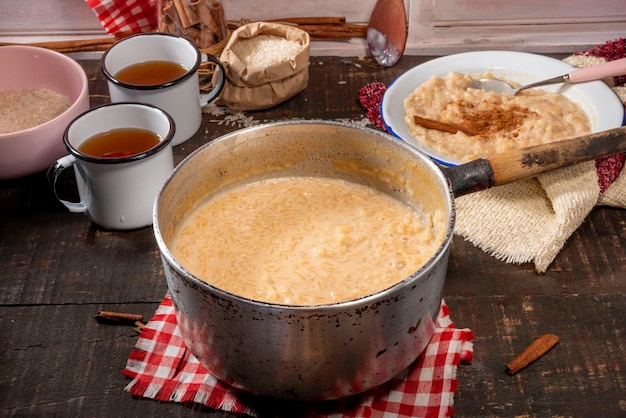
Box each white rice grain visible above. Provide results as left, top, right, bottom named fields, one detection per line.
left=231, top=35, right=302, bottom=68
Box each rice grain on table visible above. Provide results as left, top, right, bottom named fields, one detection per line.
left=231, top=35, right=302, bottom=68
left=0, top=88, right=70, bottom=134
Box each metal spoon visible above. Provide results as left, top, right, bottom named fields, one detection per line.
left=468, top=57, right=626, bottom=95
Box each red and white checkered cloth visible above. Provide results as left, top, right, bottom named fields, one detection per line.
left=123, top=294, right=474, bottom=417
left=86, top=0, right=158, bottom=34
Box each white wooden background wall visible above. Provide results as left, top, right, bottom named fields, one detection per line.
left=0, top=0, right=625, bottom=56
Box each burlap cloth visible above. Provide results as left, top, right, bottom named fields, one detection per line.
left=362, top=39, right=626, bottom=272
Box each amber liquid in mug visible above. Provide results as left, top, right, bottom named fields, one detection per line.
left=114, top=60, right=188, bottom=86
left=78, top=128, right=161, bottom=158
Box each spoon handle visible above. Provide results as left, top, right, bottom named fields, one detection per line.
left=516, top=57, right=626, bottom=93
left=568, top=57, right=626, bottom=83
left=516, top=75, right=569, bottom=92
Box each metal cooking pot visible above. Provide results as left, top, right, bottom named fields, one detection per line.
left=154, top=120, right=626, bottom=401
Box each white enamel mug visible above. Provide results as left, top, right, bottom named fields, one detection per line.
left=101, top=33, right=225, bottom=146
left=48, top=103, right=175, bottom=230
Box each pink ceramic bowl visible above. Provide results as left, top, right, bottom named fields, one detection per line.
left=0, top=46, right=90, bottom=179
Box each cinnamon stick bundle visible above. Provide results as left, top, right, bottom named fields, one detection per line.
left=159, top=0, right=228, bottom=49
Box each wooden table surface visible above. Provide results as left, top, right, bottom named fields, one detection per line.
left=1, top=55, right=625, bottom=417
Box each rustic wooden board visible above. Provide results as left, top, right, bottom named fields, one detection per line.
left=1, top=56, right=624, bottom=417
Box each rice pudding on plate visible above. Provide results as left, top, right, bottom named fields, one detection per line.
left=403, top=72, right=591, bottom=162
left=381, top=51, right=625, bottom=166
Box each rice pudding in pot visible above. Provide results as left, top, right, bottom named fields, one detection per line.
left=171, top=176, right=444, bottom=306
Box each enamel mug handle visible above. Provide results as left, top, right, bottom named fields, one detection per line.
left=47, top=155, right=87, bottom=213
left=200, top=53, right=226, bottom=104
left=568, top=57, right=626, bottom=83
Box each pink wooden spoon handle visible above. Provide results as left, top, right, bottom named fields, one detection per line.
left=568, top=57, right=626, bottom=83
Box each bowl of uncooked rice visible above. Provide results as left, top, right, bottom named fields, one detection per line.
left=0, top=45, right=90, bottom=179
left=213, top=21, right=310, bottom=111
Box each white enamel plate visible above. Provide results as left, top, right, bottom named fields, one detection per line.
left=381, top=51, right=625, bottom=166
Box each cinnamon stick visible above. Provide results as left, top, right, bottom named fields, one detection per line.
left=0, top=38, right=115, bottom=53
left=267, top=16, right=347, bottom=26
left=95, top=311, right=144, bottom=324
left=133, top=321, right=146, bottom=333
left=345, top=24, right=368, bottom=37
left=208, top=0, right=227, bottom=41
left=298, top=25, right=365, bottom=40
left=161, top=0, right=179, bottom=24
left=505, top=333, right=560, bottom=375
left=264, top=18, right=366, bottom=40
left=198, top=27, right=217, bottom=48
left=413, top=115, right=481, bottom=136
left=173, top=0, right=199, bottom=28
left=191, top=0, right=220, bottom=34
left=0, top=32, right=136, bottom=53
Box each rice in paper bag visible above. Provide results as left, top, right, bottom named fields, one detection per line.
left=212, top=22, right=310, bottom=111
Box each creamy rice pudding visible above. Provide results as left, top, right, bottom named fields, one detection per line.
left=172, top=176, right=443, bottom=306
left=403, top=72, right=591, bottom=162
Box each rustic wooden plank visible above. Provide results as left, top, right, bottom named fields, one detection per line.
left=445, top=208, right=626, bottom=297
left=447, top=294, right=626, bottom=417
left=2, top=295, right=623, bottom=416
left=1, top=55, right=624, bottom=418
left=0, top=304, right=240, bottom=417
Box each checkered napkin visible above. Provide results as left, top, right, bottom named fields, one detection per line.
left=123, top=294, right=474, bottom=417
left=86, top=0, right=158, bottom=34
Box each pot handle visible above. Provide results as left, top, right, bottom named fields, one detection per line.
left=444, top=125, right=626, bottom=197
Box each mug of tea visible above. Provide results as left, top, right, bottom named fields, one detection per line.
left=101, top=32, right=225, bottom=146
left=48, top=102, right=175, bottom=230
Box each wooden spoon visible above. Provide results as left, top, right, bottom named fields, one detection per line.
left=367, top=0, right=407, bottom=67
left=445, top=125, right=626, bottom=197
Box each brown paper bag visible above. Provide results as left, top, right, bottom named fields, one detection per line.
left=212, top=22, right=310, bottom=111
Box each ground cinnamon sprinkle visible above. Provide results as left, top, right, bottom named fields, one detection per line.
left=456, top=102, right=533, bottom=137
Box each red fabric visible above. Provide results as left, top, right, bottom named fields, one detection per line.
left=86, top=0, right=157, bottom=34
left=595, top=153, right=626, bottom=194
left=359, top=82, right=388, bottom=131
left=579, top=37, right=626, bottom=86
left=579, top=38, right=626, bottom=194
left=123, top=294, right=474, bottom=417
